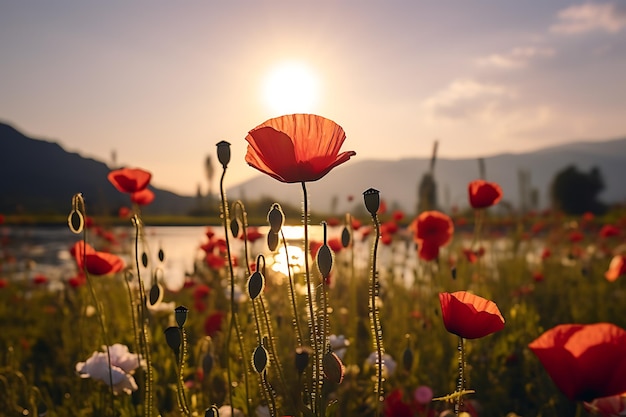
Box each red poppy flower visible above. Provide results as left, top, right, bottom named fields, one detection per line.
left=468, top=179, right=503, bottom=209
left=0, top=278, right=8, bottom=289
left=193, top=284, right=212, bottom=299
left=33, top=274, right=48, bottom=285
left=599, top=225, right=620, bottom=239
left=584, top=392, right=626, bottom=416
left=242, top=227, right=263, bottom=243
left=392, top=210, right=405, bottom=222
left=381, top=233, right=393, bottom=246
left=439, top=291, right=505, bottom=339
left=68, top=274, right=87, bottom=288
left=131, top=188, right=155, bottom=206
left=605, top=255, right=626, bottom=282
left=327, top=237, right=343, bottom=253
left=325, top=217, right=341, bottom=227
left=351, top=217, right=362, bottom=231
left=108, top=167, right=152, bottom=194
left=409, top=211, right=454, bottom=261
left=118, top=206, right=132, bottom=218
left=72, top=241, right=125, bottom=275
left=205, top=252, right=226, bottom=270
left=244, top=114, right=355, bottom=183
left=569, top=230, right=585, bottom=243
left=384, top=388, right=418, bottom=417
left=528, top=323, right=626, bottom=402
left=204, top=311, right=225, bottom=337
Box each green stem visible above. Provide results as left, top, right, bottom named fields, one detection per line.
left=282, top=229, right=304, bottom=347
left=456, top=336, right=466, bottom=416
left=369, top=212, right=384, bottom=417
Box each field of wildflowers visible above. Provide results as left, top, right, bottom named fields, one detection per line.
left=1, top=114, right=626, bottom=417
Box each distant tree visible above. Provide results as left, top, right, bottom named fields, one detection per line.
left=550, top=165, right=607, bottom=215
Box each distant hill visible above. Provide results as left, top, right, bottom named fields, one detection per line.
left=229, top=137, right=626, bottom=216
left=0, top=122, right=196, bottom=215
left=2, top=120, right=625, bottom=218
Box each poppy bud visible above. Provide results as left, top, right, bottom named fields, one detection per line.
left=149, top=282, right=163, bottom=306
left=216, top=141, right=231, bottom=169
left=341, top=226, right=351, bottom=248
left=267, top=203, right=285, bottom=233
left=175, top=305, right=189, bottom=328
left=164, top=326, right=181, bottom=356
left=295, top=346, right=310, bottom=374
left=252, top=344, right=269, bottom=373
left=267, top=232, right=279, bottom=252
left=247, top=271, right=265, bottom=300
left=158, top=248, right=165, bottom=262
left=363, top=188, right=380, bottom=216
left=204, top=405, right=219, bottom=417
left=230, top=217, right=240, bottom=238
left=141, top=252, right=149, bottom=268
left=323, top=351, right=345, bottom=384
left=202, top=353, right=214, bottom=376
left=403, top=336, right=414, bottom=372
left=317, top=244, right=333, bottom=280
left=68, top=210, right=84, bottom=234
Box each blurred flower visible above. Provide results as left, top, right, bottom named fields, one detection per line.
left=0, top=278, right=8, bottom=289
left=204, top=311, right=225, bottom=337
left=107, top=167, right=152, bottom=194
left=468, top=179, right=503, bottom=209
left=600, top=225, right=621, bottom=239
left=366, top=351, right=397, bottom=377
left=130, top=188, right=155, bottom=206
left=569, top=230, right=584, bottom=243
left=72, top=241, right=125, bottom=275
left=439, top=291, right=505, bottom=339
left=244, top=113, right=355, bottom=183
left=532, top=271, right=545, bottom=282
left=75, top=343, right=145, bottom=395
left=33, top=274, right=48, bottom=285
left=605, top=255, right=626, bottom=282
left=384, top=388, right=418, bottom=417
left=584, top=392, right=626, bottom=416
left=218, top=406, right=244, bottom=417
left=414, top=385, right=434, bottom=405
left=68, top=273, right=86, bottom=288
left=409, top=211, right=454, bottom=261
left=528, top=322, right=626, bottom=402
left=329, top=334, right=350, bottom=360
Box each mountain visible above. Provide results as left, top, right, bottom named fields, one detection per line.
left=0, top=122, right=196, bottom=215
left=229, top=137, right=626, bottom=216
left=2, top=120, right=625, bottom=218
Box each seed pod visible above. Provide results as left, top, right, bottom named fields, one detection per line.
left=149, top=282, right=163, bottom=306
left=216, top=141, right=231, bottom=169
left=247, top=271, right=265, bottom=300
left=403, top=342, right=414, bottom=372
left=267, top=203, right=285, bottom=233
left=204, top=405, right=219, bottom=417
left=252, top=344, right=269, bottom=374
left=141, top=252, right=149, bottom=268
left=295, top=347, right=310, bottom=374
left=68, top=210, right=84, bottom=234
left=267, top=232, right=279, bottom=252
left=317, top=244, right=333, bottom=280
left=158, top=248, right=165, bottom=262
left=164, top=326, right=181, bottom=356
left=323, top=351, right=345, bottom=384
left=175, top=305, right=189, bottom=328
left=363, top=188, right=380, bottom=216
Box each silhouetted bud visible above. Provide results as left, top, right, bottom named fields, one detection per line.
left=141, top=252, right=149, bottom=268
left=175, top=305, right=189, bottom=328
left=164, top=326, right=181, bottom=356
left=323, top=351, right=345, bottom=384
left=363, top=188, right=380, bottom=216
left=267, top=232, right=279, bottom=252
left=451, top=266, right=457, bottom=280
left=202, top=353, right=214, bottom=376
left=267, top=203, right=285, bottom=233
left=158, top=248, right=165, bottom=262
left=247, top=271, right=265, bottom=300
left=252, top=344, right=269, bottom=373
left=149, top=283, right=163, bottom=306
left=295, top=347, right=310, bottom=374
left=204, top=405, right=219, bottom=417
left=317, top=244, right=333, bottom=280
left=230, top=217, right=240, bottom=238
left=341, top=226, right=351, bottom=248
left=216, top=141, right=231, bottom=168
left=403, top=336, right=414, bottom=372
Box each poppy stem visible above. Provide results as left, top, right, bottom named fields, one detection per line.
left=301, top=181, right=321, bottom=416
left=282, top=228, right=304, bottom=347
left=456, top=336, right=466, bottom=416
left=369, top=209, right=385, bottom=417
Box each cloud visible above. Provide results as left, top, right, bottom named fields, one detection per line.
left=422, top=79, right=516, bottom=119
left=551, top=2, right=626, bottom=34
left=476, top=46, right=555, bottom=69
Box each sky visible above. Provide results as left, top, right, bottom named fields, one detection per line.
left=1, top=1, right=626, bottom=196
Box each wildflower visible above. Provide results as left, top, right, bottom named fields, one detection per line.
left=107, top=167, right=152, bottom=194
left=384, top=388, right=418, bottom=417
left=68, top=273, right=86, bottom=288
left=244, top=114, right=355, bottom=183
left=529, top=323, right=626, bottom=402
left=569, top=230, right=584, bottom=243
left=130, top=188, right=155, bottom=206
left=605, top=255, right=626, bottom=282
left=329, top=334, right=350, bottom=360
left=414, top=385, right=434, bottom=405
left=409, top=211, right=454, bottom=261
left=33, top=274, right=48, bottom=285
left=599, top=224, right=620, bottom=239
left=0, top=278, right=8, bottom=289
left=468, top=179, right=503, bottom=209
left=439, top=291, right=505, bottom=339
left=75, top=344, right=145, bottom=395
left=72, top=242, right=125, bottom=275
left=366, top=351, right=397, bottom=377
left=204, top=311, right=225, bottom=337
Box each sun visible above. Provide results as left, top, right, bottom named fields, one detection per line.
left=262, top=62, right=320, bottom=115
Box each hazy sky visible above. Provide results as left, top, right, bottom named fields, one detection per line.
left=2, top=1, right=625, bottom=196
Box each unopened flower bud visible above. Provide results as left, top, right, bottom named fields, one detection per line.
left=323, top=351, right=345, bottom=384
left=175, top=305, right=189, bottom=328
left=295, top=347, right=310, bottom=374
left=230, top=217, right=240, bottom=238
left=204, top=405, right=219, bottom=417
left=267, top=232, right=279, bottom=252
left=164, top=326, right=181, bottom=356
left=363, top=188, right=380, bottom=216
left=317, top=244, right=333, bottom=280
left=149, top=282, right=163, bottom=306
left=247, top=271, right=265, bottom=300
left=252, top=344, right=269, bottom=373
left=267, top=203, right=285, bottom=233
left=202, top=353, right=214, bottom=376
left=341, top=226, right=351, bottom=248
left=216, top=141, right=231, bottom=168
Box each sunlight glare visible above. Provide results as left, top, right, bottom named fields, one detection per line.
left=262, top=62, right=319, bottom=114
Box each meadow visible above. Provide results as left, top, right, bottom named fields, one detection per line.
left=1, top=114, right=626, bottom=417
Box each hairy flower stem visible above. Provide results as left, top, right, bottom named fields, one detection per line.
left=455, top=336, right=466, bottom=416
left=282, top=230, right=304, bottom=347
left=132, top=216, right=154, bottom=417
left=70, top=195, right=115, bottom=416
left=220, top=168, right=251, bottom=417
left=369, top=211, right=384, bottom=417
left=176, top=328, right=191, bottom=416
left=301, top=182, right=321, bottom=416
